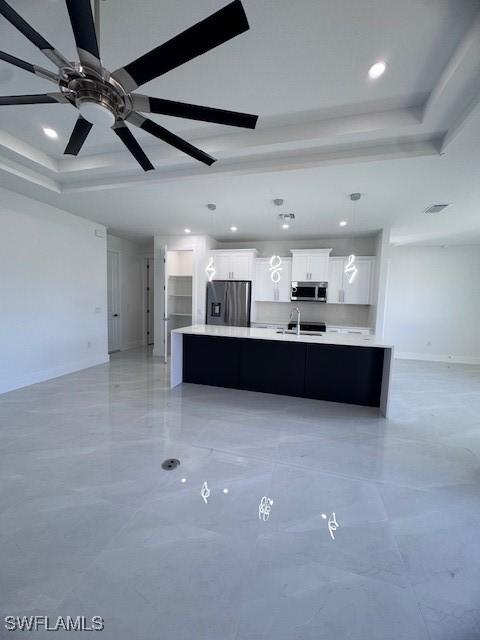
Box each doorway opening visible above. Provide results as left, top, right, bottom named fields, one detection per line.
left=165, top=250, right=194, bottom=356
left=107, top=249, right=120, bottom=353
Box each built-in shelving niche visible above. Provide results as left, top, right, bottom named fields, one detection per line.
left=166, top=251, right=193, bottom=353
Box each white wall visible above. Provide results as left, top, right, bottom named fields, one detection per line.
left=215, top=236, right=376, bottom=257
left=107, top=234, right=146, bottom=351
left=0, top=189, right=109, bottom=394
left=368, top=228, right=391, bottom=334
left=384, top=245, right=480, bottom=364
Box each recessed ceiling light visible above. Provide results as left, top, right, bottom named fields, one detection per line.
left=368, top=61, right=386, bottom=79
left=184, top=228, right=191, bottom=234
left=282, top=223, right=289, bottom=230
left=339, top=220, right=348, bottom=227
left=230, top=226, right=238, bottom=232
left=43, top=127, right=58, bottom=139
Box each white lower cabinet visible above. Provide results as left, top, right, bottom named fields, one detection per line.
left=327, top=256, right=375, bottom=305
left=326, top=326, right=371, bottom=335
left=254, top=257, right=291, bottom=302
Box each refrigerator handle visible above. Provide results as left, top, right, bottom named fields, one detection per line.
left=224, top=287, right=230, bottom=325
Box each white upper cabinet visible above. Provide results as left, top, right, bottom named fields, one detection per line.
left=277, top=258, right=292, bottom=301
left=327, top=257, right=345, bottom=304
left=327, top=256, right=375, bottom=305
left=290, top=249, right=331, bottom=282
left=208, top=250, right=257, bottom=281
left=210, top=253, right=230, bottom=280
left=254, top=257, right=292, bottom=302
left=291, top=253, right=310, bottom=281
left=344, top=257, right=374, bottom=305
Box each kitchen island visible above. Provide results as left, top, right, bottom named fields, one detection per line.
left=171, top=325, right=394, bottom=416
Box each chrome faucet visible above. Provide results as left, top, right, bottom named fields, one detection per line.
left=289, top=306, right=301, bottom=335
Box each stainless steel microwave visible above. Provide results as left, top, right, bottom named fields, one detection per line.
left=291, top=281, right=328, bottom=302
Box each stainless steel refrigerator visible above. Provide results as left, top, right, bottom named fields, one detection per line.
left=206, top=281, right=252, bottom=327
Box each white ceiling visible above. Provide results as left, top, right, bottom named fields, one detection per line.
left=1, top=0, right=480, bottom=244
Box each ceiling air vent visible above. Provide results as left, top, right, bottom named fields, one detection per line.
left=278, top=213, right=295, bottom=221
left=424, top=204, right=449, bottom=214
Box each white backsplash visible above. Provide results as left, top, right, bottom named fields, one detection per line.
left=255, top=302, right=371, bottom=327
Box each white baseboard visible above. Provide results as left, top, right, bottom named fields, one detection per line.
left=0, top=354, right=110, bottom=395
left=395, top=352, right=480, bottom=365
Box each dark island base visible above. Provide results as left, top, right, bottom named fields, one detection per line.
left=183, top=334, right=385, bottom=408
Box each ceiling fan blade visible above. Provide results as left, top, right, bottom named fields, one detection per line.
left=131, top=95, right=258, bottom=129
left=65, top=0, right=101, bottom=73
left=64, top=116, right=93, bottom=155
left=0, top=0, right=72, bottom=70
left=113, top=122, right=154, bottom=172
left=127, top=112, right=216, bottom=166
left=0, top=92, right=68, bottom=105
left=0, top=50, right=58, bottom=84
left=112, top=0, right=249, bottom=93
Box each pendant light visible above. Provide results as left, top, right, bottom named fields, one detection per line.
left=345, top=193, right=360, bottom=284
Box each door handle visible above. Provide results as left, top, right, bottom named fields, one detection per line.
left=113, top=313, right=119, bottom=317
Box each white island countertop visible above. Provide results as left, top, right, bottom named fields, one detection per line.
left=172, top=324, right=393, bottom=350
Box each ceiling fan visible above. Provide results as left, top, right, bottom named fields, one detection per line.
left=0, top=0, right=258, bottom=171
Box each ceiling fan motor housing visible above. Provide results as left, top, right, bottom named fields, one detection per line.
left=69, top=76, right=125, bottom=127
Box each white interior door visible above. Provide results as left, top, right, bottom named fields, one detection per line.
left=107, top=250, right=121, bottom=353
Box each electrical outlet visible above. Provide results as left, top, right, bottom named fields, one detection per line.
left=95, top=307, right=102, bottom=314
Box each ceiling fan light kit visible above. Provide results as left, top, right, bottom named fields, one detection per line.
left=0, top=0, right=258, bottom=171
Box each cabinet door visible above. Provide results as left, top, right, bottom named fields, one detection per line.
left=183, top=335, right=241, bottom=388
left=230, top=253, right=252, bottom=280
left=327, top=258, right=345, bottom=303
left=211, top=253, right=231, bottom=280
left=291, top=254, right=309, bottom=281
left=305, top=343, right=384, bottom=406
left=254, top=260, right=275, bottom=301
left=239, top=339, right=306, bottom=396
left=308, top=253, right=329, bottom=281
left=277, top=258, right=292, bottom=302
left=344, top=257, right=374, bottom=304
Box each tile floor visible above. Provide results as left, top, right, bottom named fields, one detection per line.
left=0, top=348, right=479, bottom=639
